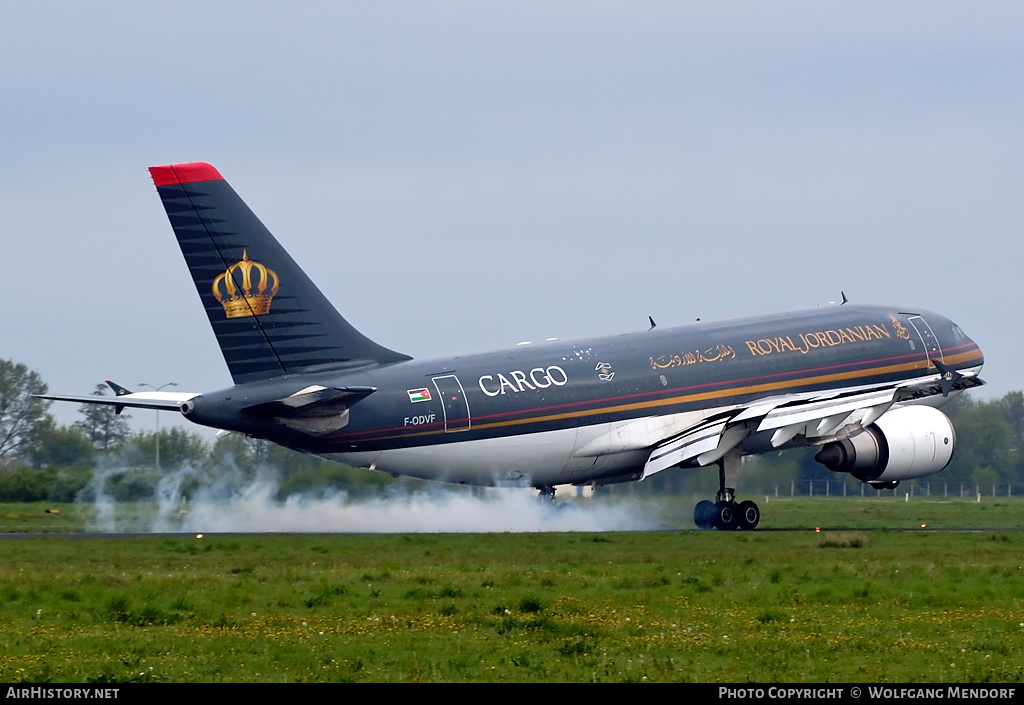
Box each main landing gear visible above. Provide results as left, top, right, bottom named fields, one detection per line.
left=537, top=486, right=556, bottom=503
left=693, top=454, right=760, bottom=531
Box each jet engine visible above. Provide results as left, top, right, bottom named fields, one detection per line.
left=813, top=406, right=956, bottom=483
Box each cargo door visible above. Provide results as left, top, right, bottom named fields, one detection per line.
left=431, top=375, right=472, bottom=432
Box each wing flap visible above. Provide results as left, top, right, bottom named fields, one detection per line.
left=641, top=419, right=730, bottom=479
left=638, top=382, right=920, bottom=478
left=572, top=409, right=716, bottom=458
left=756, top=388, right=897, bottom=434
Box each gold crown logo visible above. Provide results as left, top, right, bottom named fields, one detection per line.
left=212, top=251, right=280, bottom=318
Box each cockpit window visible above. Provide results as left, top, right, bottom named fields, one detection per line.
left=951, top=324, right=966, bottom=341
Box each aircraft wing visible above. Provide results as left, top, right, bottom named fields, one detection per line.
left=630, top=370, right=983, bottom=480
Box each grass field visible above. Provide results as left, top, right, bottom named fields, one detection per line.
left=1, top=496, right=1023, bottom=682
left=3, top=492, right=1023, bottom=534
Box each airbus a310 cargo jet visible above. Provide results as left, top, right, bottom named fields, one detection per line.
left=41, top=162, right=986, bottom=529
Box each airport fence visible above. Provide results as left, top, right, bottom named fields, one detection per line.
left=779, top=479, right=1024, bottom=499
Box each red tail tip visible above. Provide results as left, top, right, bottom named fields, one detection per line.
left=149, top=162, right=224, bottom=187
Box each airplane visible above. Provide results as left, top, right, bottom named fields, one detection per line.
left=40, top=162, right=986, bottom=530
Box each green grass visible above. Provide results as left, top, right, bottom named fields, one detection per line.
left=750, top=494, right=1024, bottom=531
left=0, top=503, right=87, bottom=533
left=2, top=493, right=1023, bottom=534
left=1, top=522, right=1023, bottom=682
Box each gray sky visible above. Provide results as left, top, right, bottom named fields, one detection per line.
left=2, top=2, right=1021, bottom=433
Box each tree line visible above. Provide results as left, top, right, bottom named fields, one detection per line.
left=0, top=359, right=400, bottom=503
left=0, top=358, right=1021, bottom=501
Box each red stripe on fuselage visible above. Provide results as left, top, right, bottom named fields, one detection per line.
left=149, top=162, right=224, bottom=187
left=331, top=341, right=983, bottom=443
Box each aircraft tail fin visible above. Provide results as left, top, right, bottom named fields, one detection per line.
left=149, top=162, right=410, bottom=384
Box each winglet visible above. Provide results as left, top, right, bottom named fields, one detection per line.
left=106, top=380, right=132, bottom=397
left=931, top=359, right=963, bottom=397
left=149, top=162, right=224, bottom=187
left=105, top=380, right=131, bottom=414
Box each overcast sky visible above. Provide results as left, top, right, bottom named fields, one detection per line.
left=2, top=2, right=1021, bottom=433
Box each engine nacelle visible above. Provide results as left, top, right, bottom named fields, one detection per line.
left=814, top=405, right=956, bottom=483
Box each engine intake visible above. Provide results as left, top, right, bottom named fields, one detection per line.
left=814, top=405, right=955, bottom=483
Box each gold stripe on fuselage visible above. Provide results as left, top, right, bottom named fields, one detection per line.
left=470, top=349, right=982, bottom=432
left=357, top=347, right=983, bottom=443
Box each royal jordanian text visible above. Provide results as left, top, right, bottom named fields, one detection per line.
left=744, top=323, right=892, bottom=358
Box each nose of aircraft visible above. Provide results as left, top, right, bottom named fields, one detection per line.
left=944, top=319, right=985, bottom=379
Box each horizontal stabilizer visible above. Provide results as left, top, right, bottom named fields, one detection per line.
left=243, top=385, right=377, bottom=418
left=35, top=390, right=197, bottom=413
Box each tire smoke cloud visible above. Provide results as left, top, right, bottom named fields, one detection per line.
left=78, top=458, right=661, bottom=533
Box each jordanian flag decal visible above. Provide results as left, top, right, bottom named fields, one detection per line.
left=407, top=388, right=432, bottom=403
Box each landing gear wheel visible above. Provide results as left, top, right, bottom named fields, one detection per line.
left=690, top=451, right=762, bottom=531
left=713, top=500, right=738, bottom=531
left=737, top=500, right=760, bottom=530
left=694, top=500, right=716, bottom=530
left=537, top=486, right=556, bottom=504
